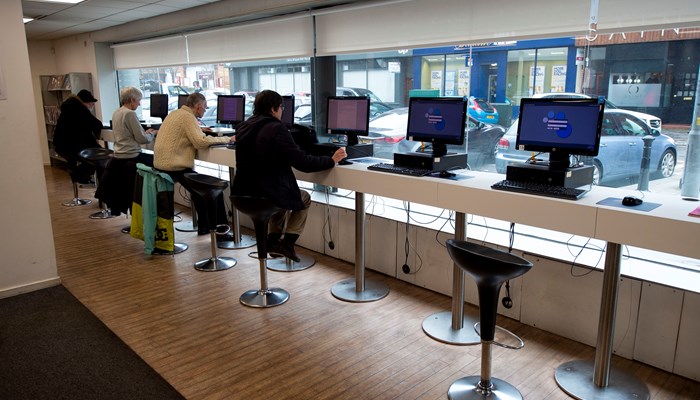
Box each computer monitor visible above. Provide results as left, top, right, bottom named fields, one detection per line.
left=326, top=96, right=370, bottom=146
left=216, top=95, right=246, bottom=126
left=149, top=94, right=169, bottom=121
left=516, top=97, right=605, bottom=169
left=406, top=97, right=467, bottom=157
left=281, top=95, right=295, bottom=126
left=177, top=94, right=189, bottom=109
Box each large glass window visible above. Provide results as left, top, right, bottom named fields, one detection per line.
left=113, top=29, right=700, bottom=288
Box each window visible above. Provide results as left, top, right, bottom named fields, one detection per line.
left=114, top=29, right=700, bottom=289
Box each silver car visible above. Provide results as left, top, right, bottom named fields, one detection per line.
left=495, top=109, right=676, bottom=186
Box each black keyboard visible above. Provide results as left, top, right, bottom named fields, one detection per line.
left=491, top=180, right=588, bottom=200
left=367, top=162, right=432, bottom=177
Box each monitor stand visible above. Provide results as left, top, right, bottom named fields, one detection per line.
left=393, top=150, right=467, bottom=172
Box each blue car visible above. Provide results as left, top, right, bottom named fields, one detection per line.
left=468, top=97, right=499, bottom=124
left=495, top=109, right=677, bottom=186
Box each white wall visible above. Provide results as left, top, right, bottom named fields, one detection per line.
left=0, top=0, right=59, bottom=298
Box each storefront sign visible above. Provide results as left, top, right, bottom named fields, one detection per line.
left=551, top=65, right=566, bottom=92
left=388, top=62, right=401, bottom=73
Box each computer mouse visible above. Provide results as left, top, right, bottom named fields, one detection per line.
left=439, top=170, right=456, bottom=178
left=338, top=159, right=353, bottom=165
left=622, top=196, right=643, bottom=206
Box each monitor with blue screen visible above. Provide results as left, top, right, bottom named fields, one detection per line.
left=216, top=95, right=246, bottom=126
left=406, top=97, right=467, bottom=157
left=516, top=97, right=605, bottom=169
left=326, top=96, right=370, bottom=146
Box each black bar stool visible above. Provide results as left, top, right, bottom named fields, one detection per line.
left=78, top=148, right=115, bottom=219
left=231, top=195, right=289, bottom=308
left=183, top=173, right=237, bottom=272
left=62, top=153, right=95, bottom=207
left=445, top=239, right=532, bottom=400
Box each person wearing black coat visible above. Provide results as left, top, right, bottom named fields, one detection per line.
left=53, top=90, right=103, bottom=183
left=232, top=90, right=347, bottom=261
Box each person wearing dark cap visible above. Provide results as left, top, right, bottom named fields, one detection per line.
left=53, top=89, right=104, bottom=184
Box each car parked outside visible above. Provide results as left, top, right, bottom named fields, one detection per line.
left=367, top=107, right=506, bottom=170
left=293, top=101, right=393, bottom=125
left=468, top=96, right=499, bottom=124
left=495, top=109, right=676, bottom=186
left=532, top=92, right=662, bottom=130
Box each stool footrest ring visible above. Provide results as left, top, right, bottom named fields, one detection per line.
left=215, top=224, right=231, bottom=235
left=474, top=322, right=525, bottom=350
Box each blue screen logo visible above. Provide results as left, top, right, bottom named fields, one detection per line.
left=543, top=111, right=572, bottom=138
left=425, top=108, right=446, bottom=130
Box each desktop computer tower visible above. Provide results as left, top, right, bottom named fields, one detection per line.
left=506, top=163, right=594, bottom=188
left=393, top=151, right=468, bottom=172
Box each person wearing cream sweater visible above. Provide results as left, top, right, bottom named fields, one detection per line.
left=154, top=93, right=233, bottom=235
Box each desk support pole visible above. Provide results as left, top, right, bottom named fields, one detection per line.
left=555, top=242, right=649, bottom=400
left=331, top=192, right=389, bottom=302
left=422, top=211, right=480, bottom=345
left=218, top=166, right=255, bottom=250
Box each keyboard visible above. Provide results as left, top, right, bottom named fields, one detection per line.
left=367, top=162, right=432, bottom=177
left=491, top=179, right=588, bottom=200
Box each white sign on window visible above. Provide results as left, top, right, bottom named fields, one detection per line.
left=431, top=70, right=443, bottom=92
left=388, top=62, right=401, bottom=73
left=529, top=66, right=545, bottom=95
left=551, top=65, right=566, bottom=92
left=458, top=69, right=470, bottom=96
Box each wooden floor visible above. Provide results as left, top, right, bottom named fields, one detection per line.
left=45, top=166, right=699, bottom=399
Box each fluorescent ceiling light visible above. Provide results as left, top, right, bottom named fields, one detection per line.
left=23, top=17, right=34, bottom=23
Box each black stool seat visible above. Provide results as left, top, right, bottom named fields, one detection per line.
left=183, top=173, right=236, bottom=272
left=79, top=147, right=113, bottom=169
left=445, top=239, right=532, bottom=400
left=231, top=195, right=289, bottom=308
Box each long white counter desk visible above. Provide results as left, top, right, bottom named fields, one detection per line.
left=201, top=146, right=698, bottom=258
left=196, top=146, right=698, bottom=399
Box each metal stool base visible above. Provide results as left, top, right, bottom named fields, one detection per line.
left=555, top=360, right=650, bottom=400
left=63, top=198, right=92, bottom=207
left=267, top=254, right=315, bottom=271
left=448, top=376, right=522, bottom=400
left=240, top=288, right=289, bottom=308
left=422, top=311, right=481, bottom=345
left=194, top=257, right=237, bottom=272
left=151, top=242, right=188, bottom=255
left=175, top=220, right=198, bottom=232
left=331, top=278, right=389, bottom=303
left=217, top=234, right=256, bottom=250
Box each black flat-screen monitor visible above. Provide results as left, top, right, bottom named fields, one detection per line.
left=177, top=94, right=189, bottom=109
left=281, top=95, right=295, bottom=126
left=326, top=96, right=370, bottom=146
left=216, top=95, right=246, bottom=126
left=150, top=94, right=169, bottom=121
left=516, top=97, right=605, bottom=169
left=406, top=97, right=467, bottom=157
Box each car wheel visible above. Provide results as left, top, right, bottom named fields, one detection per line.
left=592, top=162, right=602, bottom=185
left=657, top=150, right=676, bottom=178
